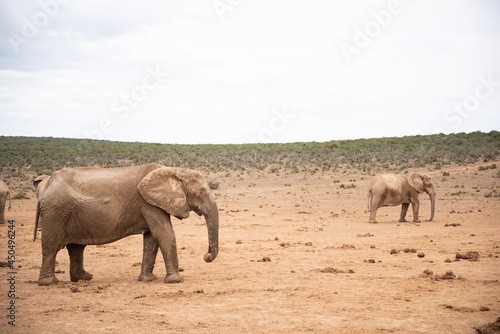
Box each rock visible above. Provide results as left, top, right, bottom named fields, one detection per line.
left=390, top=249, right=398, bottom=254
left=423, top=269, right=433, bottom=275
left=417, top=252, right=425, bottom=258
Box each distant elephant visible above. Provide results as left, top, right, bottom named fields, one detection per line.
left=368, top=173, right=435, bottom=223
left=34, top=163, right=219, bottom=286
left=0, top=180, right=12, bottom=224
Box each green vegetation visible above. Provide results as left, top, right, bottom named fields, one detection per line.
left=0, top=131, right=498, bottom=176
left=450, top=190, right=465, bottom=196
left=478, top=164, right=497, bottom=171
left=484, top=190, right=500, bottom=198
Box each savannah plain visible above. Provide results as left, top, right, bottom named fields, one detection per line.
left=0, top=134, right=499, bottom=333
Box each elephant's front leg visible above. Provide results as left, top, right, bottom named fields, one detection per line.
left=67, top=244, right=93, bottom=282
left=138, top=232, right=159, bottom=282
left=144, top=211, right=183, bottom=283
left=368, top=195, right=379, bottom=223
left=411, top=200, right=421, bottom=223
left=399, top=203, right=409, bottom=222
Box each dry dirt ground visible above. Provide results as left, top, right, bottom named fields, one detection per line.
left=1, top=162, right=499, bottom=333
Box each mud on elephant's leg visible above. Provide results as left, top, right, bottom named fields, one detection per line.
left=157, top=224, right=184, bottom=283
left=144, top=211, right=184, bottom=283
left=138, top=232, right=159, bottom=282
left=399, top=203, right=410, bottom=222
left=67, top=244, right=93, bottom=282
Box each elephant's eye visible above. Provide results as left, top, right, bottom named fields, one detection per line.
left=200, top=189, right=204, bottom=196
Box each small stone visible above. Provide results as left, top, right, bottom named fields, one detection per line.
left=305, top=242, right=313, bottom=246
left=423, top=269, right=433, bottom=275
left=417, top=252, right=425, bottom=258
left=70, top=287, right=80, bottom=293
left=390, top=249, right=398, bottom=254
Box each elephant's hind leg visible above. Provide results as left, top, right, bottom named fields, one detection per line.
left=67, top=244, right=93, bottom=282
left=38, top=244, right=60, bottom=286
left=138, top=232, right=159, bottom=282
left=399, top=203, right=409, bottom=222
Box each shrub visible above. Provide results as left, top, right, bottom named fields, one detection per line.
left=208, top=180, right=220, bottom=190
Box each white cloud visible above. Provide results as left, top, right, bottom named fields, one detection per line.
left=0, top=0, right=499, bottom=144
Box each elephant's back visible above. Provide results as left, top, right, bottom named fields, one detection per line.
left=370, top=174, right=406, bottom=189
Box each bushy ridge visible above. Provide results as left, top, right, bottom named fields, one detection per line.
left=0, top=131, right=498, bottom=176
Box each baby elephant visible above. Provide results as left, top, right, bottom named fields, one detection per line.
left=368, top=173, right=435, bottom=223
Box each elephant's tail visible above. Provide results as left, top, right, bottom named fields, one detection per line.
left=7, top=191, right=11, bottom=212
left=33, top=200, right=40, bottom=242
left=367, top=189, right=372, bottom=212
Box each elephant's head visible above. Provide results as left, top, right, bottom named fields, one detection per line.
left=408, top=173, right=435, bottom=221
left=138, top=167, right=219, bottom=263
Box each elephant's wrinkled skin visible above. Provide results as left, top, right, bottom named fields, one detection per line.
left=368, top=173, right=435, bottom=223
left=35, top=163, right=219, bottom=286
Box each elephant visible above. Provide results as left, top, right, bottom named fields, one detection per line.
left=0, top=180, right=12, bottom=224
left=368, top=173, right=435, bottom=223
left=32, top=175, right=50, bottom=240
left=33, top=175, right=50, bottom=199
left=34, top=163, right=219, bottom=286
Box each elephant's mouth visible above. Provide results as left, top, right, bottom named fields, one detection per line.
left=191, top=204, right=204, bottom=216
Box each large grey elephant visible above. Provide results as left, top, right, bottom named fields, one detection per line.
left=368, top=173, right=435, bottom=223
left=34, top=163, right=219, bottom=286
left=0, top=180, right=12, bottom=224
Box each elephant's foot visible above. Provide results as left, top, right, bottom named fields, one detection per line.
left=164, top=272, right=184, bottom=284
left=70, top=270, right=93, bottom=282
left=138, top=272, right=158, bottom=282
left=369, top=220, right=378, bottom=224
left=399, top=218, right=408, bottom=223
left=38, top=275, right=59, bottom=286
left=413, top=219, right=421, bottom=223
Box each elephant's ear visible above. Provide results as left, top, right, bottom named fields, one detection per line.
left=408, top=173, right=425, bottom=193
left=138, top=167, right=190, bottom=219
left=33, top=175, right=48, bottom=190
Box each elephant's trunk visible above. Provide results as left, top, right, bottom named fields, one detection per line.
left=428, top=185, right=435, bottom=221
left=203, top=202, right=219, bottom=263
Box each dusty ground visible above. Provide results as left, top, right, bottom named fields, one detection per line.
left=1, top=161, right=499, bottom=333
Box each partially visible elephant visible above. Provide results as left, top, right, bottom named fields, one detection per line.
left=35, top=163, right=219, bottom=286
left=368, top=173, right=435, bottom=223
left=0, top=180, right=12, bottom=224
left=32, top=175, right=50, bottom=240
left=33, top=175, right=50, bottom=199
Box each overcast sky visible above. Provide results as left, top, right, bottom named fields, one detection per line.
left=1, top=0, right=499, bottom=144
